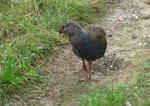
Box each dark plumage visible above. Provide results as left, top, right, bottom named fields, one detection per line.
left=59, top=22, right=107, bottom=81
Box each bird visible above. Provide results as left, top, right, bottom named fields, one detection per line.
left=58, top=22, right=107, bottom=81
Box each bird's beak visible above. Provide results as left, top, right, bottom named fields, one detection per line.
left=58, top=27, right=65, bottom=34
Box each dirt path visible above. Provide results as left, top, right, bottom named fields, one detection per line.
left=22, top=0, right=150, bottom=106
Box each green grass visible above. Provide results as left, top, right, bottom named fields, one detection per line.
left=0, top=0, right=106, bottom=104
left=79, top=60, right=150, bottom=106
left=0, top=0, right=106, bottom=39
left=80, top=85, right=128, bottom=106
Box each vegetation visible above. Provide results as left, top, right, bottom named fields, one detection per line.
left=80, top=85, right=128, bottom=106
left=2, top=0, right=148, bottom=106
left=0, top=0, right=106, bottom=104
left=79, top=60, right=150, bottom=106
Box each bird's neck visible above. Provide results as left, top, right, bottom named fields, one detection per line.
left=69, top=31, right=86, bottom=46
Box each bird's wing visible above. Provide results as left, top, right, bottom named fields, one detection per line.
left=84, top=25, right=107, bottom=45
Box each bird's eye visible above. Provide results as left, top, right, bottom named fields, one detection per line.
left=65, top=25, right=69, bottom=28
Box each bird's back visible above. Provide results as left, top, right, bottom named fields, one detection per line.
left=84, top=25, right=107, bottom=46
left=83, top=25, right=107, bottom=60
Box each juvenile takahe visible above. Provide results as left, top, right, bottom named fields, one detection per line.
left=59, top=22, right=107, bottom=81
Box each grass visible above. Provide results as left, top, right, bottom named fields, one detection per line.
left=0, top=0, right=106, bottom=104
left=79, top=60, right=150, bottom=106
left=0, top=0, right=106, bottom=39
left=80, top=85, right=128, bottom=106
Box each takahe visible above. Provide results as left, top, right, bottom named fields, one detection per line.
left=59, top=22, right=107, bottom=81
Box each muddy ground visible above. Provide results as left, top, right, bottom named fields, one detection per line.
left=12, top=0, right=150, bottom=106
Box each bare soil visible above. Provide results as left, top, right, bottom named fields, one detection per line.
left=13, top=0, right=150, bottom=106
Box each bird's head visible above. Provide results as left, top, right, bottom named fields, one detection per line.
left=58, top=22, right=82, bottom=36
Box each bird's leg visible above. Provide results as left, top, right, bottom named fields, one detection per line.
left=86, top=61, right=92, bottom=81
left=86, top=61, right=99, bottom=82
left=74, top=58, right=86, bottom=74
left=81, top=58, right=87, bottom=72
left=78, top=61, right=98, bottom=82
left=78, top=60, right=99, bottom=82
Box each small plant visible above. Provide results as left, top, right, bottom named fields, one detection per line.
left=79, top=85, right=128, bottom=106
left=130, top=61, right=150, bottom=106
left=136, top=72, right=150, bottom=88
left=0, top=0, right=106, bottom=104
left=141, top=59, right=150, bottom=70
left=129, top=71, right=150, bottom=106
left=79, top=60, right=150, bottom=106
